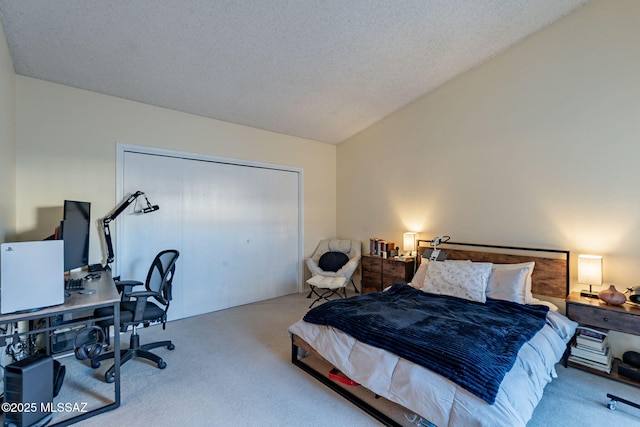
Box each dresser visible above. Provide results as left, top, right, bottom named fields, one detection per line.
left=565, top=292, right=640, bottom=386
left=361, top=255, right=415, bottom=293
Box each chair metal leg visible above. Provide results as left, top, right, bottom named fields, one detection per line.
left=309, top=287, right=348, bottom=308
left=308, top=279, right=358, bottom=298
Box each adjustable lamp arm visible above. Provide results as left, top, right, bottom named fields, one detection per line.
left=102, top=191, right=158, bottom=269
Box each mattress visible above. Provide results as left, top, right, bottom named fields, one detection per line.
left=289, top=309, right=577, bottom=427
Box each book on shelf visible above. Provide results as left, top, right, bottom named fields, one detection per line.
left=369, top=238, right=396, bottom=256
left=568, top=354, right=613, bottom=374
left=576, top=334, right=608, bottom=351
left=570, top=343, right=611, bottom=365
left=576, top=326, right=608, bottom=341
left=369, top=238, right=381, bottom=255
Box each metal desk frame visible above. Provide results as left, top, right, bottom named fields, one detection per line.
left=0, top=272, right=120, bottom=426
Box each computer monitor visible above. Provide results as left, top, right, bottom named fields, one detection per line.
left=60, top=200, right=91, bottom=272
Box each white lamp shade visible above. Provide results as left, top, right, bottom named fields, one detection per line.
left=578, top=254, right=602, bottom=286
left=403, top=232, right=416, bottom=252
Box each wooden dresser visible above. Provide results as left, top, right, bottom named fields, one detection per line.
left=566, top=292, right=640, bottom=386
left=361, top=255, right=415, bottom=293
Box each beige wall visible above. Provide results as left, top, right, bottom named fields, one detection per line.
left=15, top=77, right=336, bottom=269
left=338, top=0, right=640, bottom=291
left=0, top=19, right=16, bottom=242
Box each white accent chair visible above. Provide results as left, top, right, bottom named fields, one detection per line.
left=306, top=239, right=361, bottom=308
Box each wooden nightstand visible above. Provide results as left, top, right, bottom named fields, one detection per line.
left=361, top=255, right=415, bottom=293
left=566, top=292, right=640, bottom=387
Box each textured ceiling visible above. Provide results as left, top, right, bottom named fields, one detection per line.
left=0, top=0, right=588, bottom=144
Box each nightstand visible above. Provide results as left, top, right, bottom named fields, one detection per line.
left=565, top=292, right=640, bottom=387
left=361, top=255, right=415, bottom=293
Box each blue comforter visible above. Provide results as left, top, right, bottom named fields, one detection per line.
left=303, top=283, right=549, bottom=404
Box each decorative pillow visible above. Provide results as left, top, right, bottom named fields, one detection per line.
left=423, top=261, right=492, bottom=303
left=487, top=262, right=535, bottom=304
left=410, top=253, right=454, bottom=289
left=318, top=251, right=349, bottom=272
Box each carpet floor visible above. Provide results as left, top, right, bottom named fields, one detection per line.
left=47, top=292, right=640, bottom=426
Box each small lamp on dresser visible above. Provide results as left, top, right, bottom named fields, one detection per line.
left=403, top=232, right=416, bottom=257
left=578, top=254, right=602, bottom=298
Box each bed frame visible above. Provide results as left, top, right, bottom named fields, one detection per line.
left=415, top=240, right=570, bottom=299
left=291, top=241, right=570, bottom=426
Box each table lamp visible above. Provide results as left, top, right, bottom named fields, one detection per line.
left=578, top=254, right=602, bottom=298
left=403, top=232, right=416, bottom=257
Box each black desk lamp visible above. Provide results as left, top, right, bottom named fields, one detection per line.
left=101, top=191, right=159, bottom=271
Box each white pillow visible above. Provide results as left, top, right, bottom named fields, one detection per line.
left=409, top=260, right=429, bottom=288
left=487, top=262, right=535, bottom=304
left=486, top=266, right=529, bottom=304
left=423, top=261, right=492, bottom=303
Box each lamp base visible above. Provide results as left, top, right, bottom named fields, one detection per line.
left=580, top=289, right=599, bottom=298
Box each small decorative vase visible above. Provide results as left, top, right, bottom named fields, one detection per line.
left=598, top=285, right=627, bottom=305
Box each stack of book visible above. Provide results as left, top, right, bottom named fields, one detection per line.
left=568, top=326, right=612, bottom=373
left=369, top=238, right=396, bottom=257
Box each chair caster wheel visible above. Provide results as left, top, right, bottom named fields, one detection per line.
left=91, top=360, right=101, bottom=369
left=105, top=372, right=115, bottom=383
left=167, top=343, right=175, bottom=350
left=158, top=359, right=167, bottom=369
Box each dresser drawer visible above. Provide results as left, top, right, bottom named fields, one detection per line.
left=361, top=254, right=414, bottom=293
left=362, top=270, right=382, bottom=287
left=567, top=302, right=638, bottom=335
left=382, top=275, right=406, bottom=289
left=362, top=256, right=382, bottom=273
left=383, top=260, right=409, bottom=277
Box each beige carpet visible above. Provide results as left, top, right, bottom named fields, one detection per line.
left=47, top=292, right=640, bottom=426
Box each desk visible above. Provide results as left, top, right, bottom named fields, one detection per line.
left=0, top=271, right=120, bottom=426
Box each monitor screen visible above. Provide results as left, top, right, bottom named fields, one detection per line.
left=60, top=200, right=91, bottom=272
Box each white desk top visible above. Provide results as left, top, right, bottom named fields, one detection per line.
left=0, top=270, right=119, bottom=322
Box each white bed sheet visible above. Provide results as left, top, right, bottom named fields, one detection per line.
left=289, top=310, right=577, bottom=427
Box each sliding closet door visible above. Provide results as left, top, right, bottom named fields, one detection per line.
left=179, top=158, right=300, bottom=316
left=119, top=148, right=300, bottom=321
left=118, top=152, right=186, bottom=319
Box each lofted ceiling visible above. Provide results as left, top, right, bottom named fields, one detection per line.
left=0, top=0, right=588, bottom=144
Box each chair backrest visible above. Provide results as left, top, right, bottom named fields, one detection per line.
left=145, top=249, right=180, bottom=307
left=311, top=239, right=361, bottom=263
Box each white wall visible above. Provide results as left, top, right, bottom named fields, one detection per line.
left=0, top=19, right=16, bottom=243
left=338, top=0, right=640, bottom=289
left=337, top=0, right=640, bottom=357
left=15, top=77, right=336, bottom=277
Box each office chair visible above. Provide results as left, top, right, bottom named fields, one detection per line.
left=91, top=249, right=179, bottom=383
left=306, top=239, right=361, bottom=308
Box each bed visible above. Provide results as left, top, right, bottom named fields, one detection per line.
left=289, top=240, right=578, bottom=426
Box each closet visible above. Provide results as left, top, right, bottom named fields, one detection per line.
left=116, top=145, right=301, bottom=320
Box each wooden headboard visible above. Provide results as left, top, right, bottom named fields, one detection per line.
left=416, top=240, right=570, bottom=299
